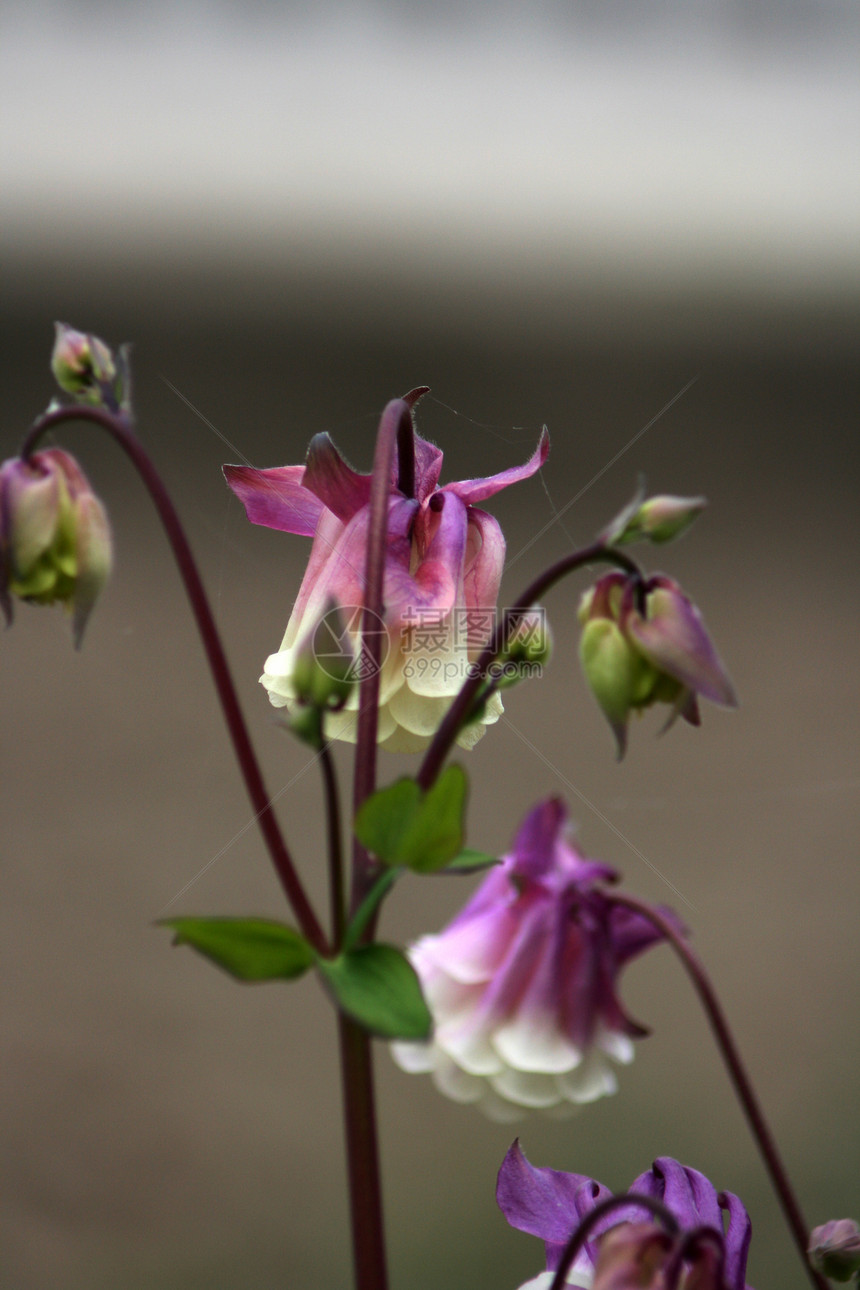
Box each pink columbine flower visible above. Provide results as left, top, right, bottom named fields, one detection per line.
left=225, top=416, right=548, bottom=752
left=497, top=1143, right=754, bottom=1290
left=390, top=798, right=677, bottom=1119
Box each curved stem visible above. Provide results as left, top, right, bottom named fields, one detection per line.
left=21, top=405, right=328, bottom=955
left=417, top=542, right=643, bottom=790
left=319, top=740, right=346, bottom=947
left=549, top=1193, right=679, bottom=1290
left=608, top=893, right=828, bottom=1290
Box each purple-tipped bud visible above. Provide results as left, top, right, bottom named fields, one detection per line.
left=0, top=449, right=112, bottom=645
left=808, top=1219, right=860, bottom=1282
left=622, top=576, right=737, bottom=711
left=578, top=572, right=736, bottom=757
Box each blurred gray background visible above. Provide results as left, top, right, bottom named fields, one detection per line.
left=2, top=3, right=858, bottom=1288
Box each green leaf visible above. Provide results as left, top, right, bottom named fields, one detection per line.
left=353, top=765, right=468, bottom=873
left=353, top=777, right=421, bottom=864
left=160, top=917, right=315, bottom=983
left=440, top=848, right=500, bottom=874
left=317, top=944, right=432, bottom=1039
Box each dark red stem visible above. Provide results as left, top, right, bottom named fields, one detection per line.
left=608, top=893, right=828, bottom=1290
left=351, top=397, right=415, bottom=909
left=337, top=1012, right=388, bottom=1290
left=21, top=405, right=328, bottom=955
left=417, top=541, right=642, bottom=789
left=548, top=1193, right=679, bottom=1290
left=334, top=398, right=417, bottom=1290
left=319, top=741, right=346, bottom=947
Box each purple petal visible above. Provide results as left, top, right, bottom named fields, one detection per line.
left=383, top=492, right=467, bottom=626
left=224, top=464, right=325, bottom=536
left=443, top=427, right=549, bottom=506
left=510, top=798, right=569, bottom=881
left=626, top=1160, right=723, bottom=1235
left=608, top=902, right=683, bottom=966
left=302, top=433, right=372, bottom=523
left=496, top=1140, right=608, bottom=1251
left=720, top=1190, right=753, bottom=1290
left=624, top=577, right=738, bottom=708
left=405, top=431, right=444, bottom=502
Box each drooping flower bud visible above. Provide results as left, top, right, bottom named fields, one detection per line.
left=0, top=448, right=112, bottom=645
left=808, top=1219, right=860, bottom=1282
left=578, top=571, right=736, bottom=758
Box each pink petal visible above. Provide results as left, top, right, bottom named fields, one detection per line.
left=624, top=578, right=738, bottom=708
left=224, top=464, right=324, bottom=536
left=442, top=427, right=549, bottom=506
left=302, top=433, right=372, bottom=523
left=384, top=493, right=467, bottom=626
left=410, top=433, right=444, bottom=502
left=463, top=509, right=505, bottom=624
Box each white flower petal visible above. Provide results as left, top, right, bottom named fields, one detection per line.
left=490, top=1067, right=562, bottom=1109
left=388, top=684, right=453, bottom=737
left=431, top=1056, right=486, bottom=1104
left=596, top=1027, right=635, bottom=1065
left=437, top=1024, right=506, bottom=1077
left=493, top=1013, right=582, bottom=1074
left=476, top=1088, right=530, bottom=1124
left=390, top=1040, right=437, bottom=1074
left=557, top=1052, right=618, bottom=1104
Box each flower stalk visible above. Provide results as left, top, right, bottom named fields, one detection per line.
left=607, top=892, right=828, bottom=1290
left=20, top=405, right=328, bottom=956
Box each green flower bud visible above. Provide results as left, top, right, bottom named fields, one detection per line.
left=51, top=323, right=117, bottom=402
left=630, top=494, right=707, bottom=544
left=0, top=448, right=112, bottom=646
left=579, top=616, right=657, bottom=758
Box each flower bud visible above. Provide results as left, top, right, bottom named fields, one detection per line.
left=0, top=449, right=112, bottom=645
left=290, top=601, right=357, bottom=712
left=51, top=323, right=117, bottom=402
left=629, top=495, right=707, bottom=544
left=809, top=1219, right=860, bottom=1281
left=578, top=572, right=735, bottom=757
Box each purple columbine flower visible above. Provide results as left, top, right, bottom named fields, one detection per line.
left=497, top=1141, right=754, bottom=1289
left=390, top=798, right=676, bottom=1119
left=225, top=414, right=547, bottom=752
